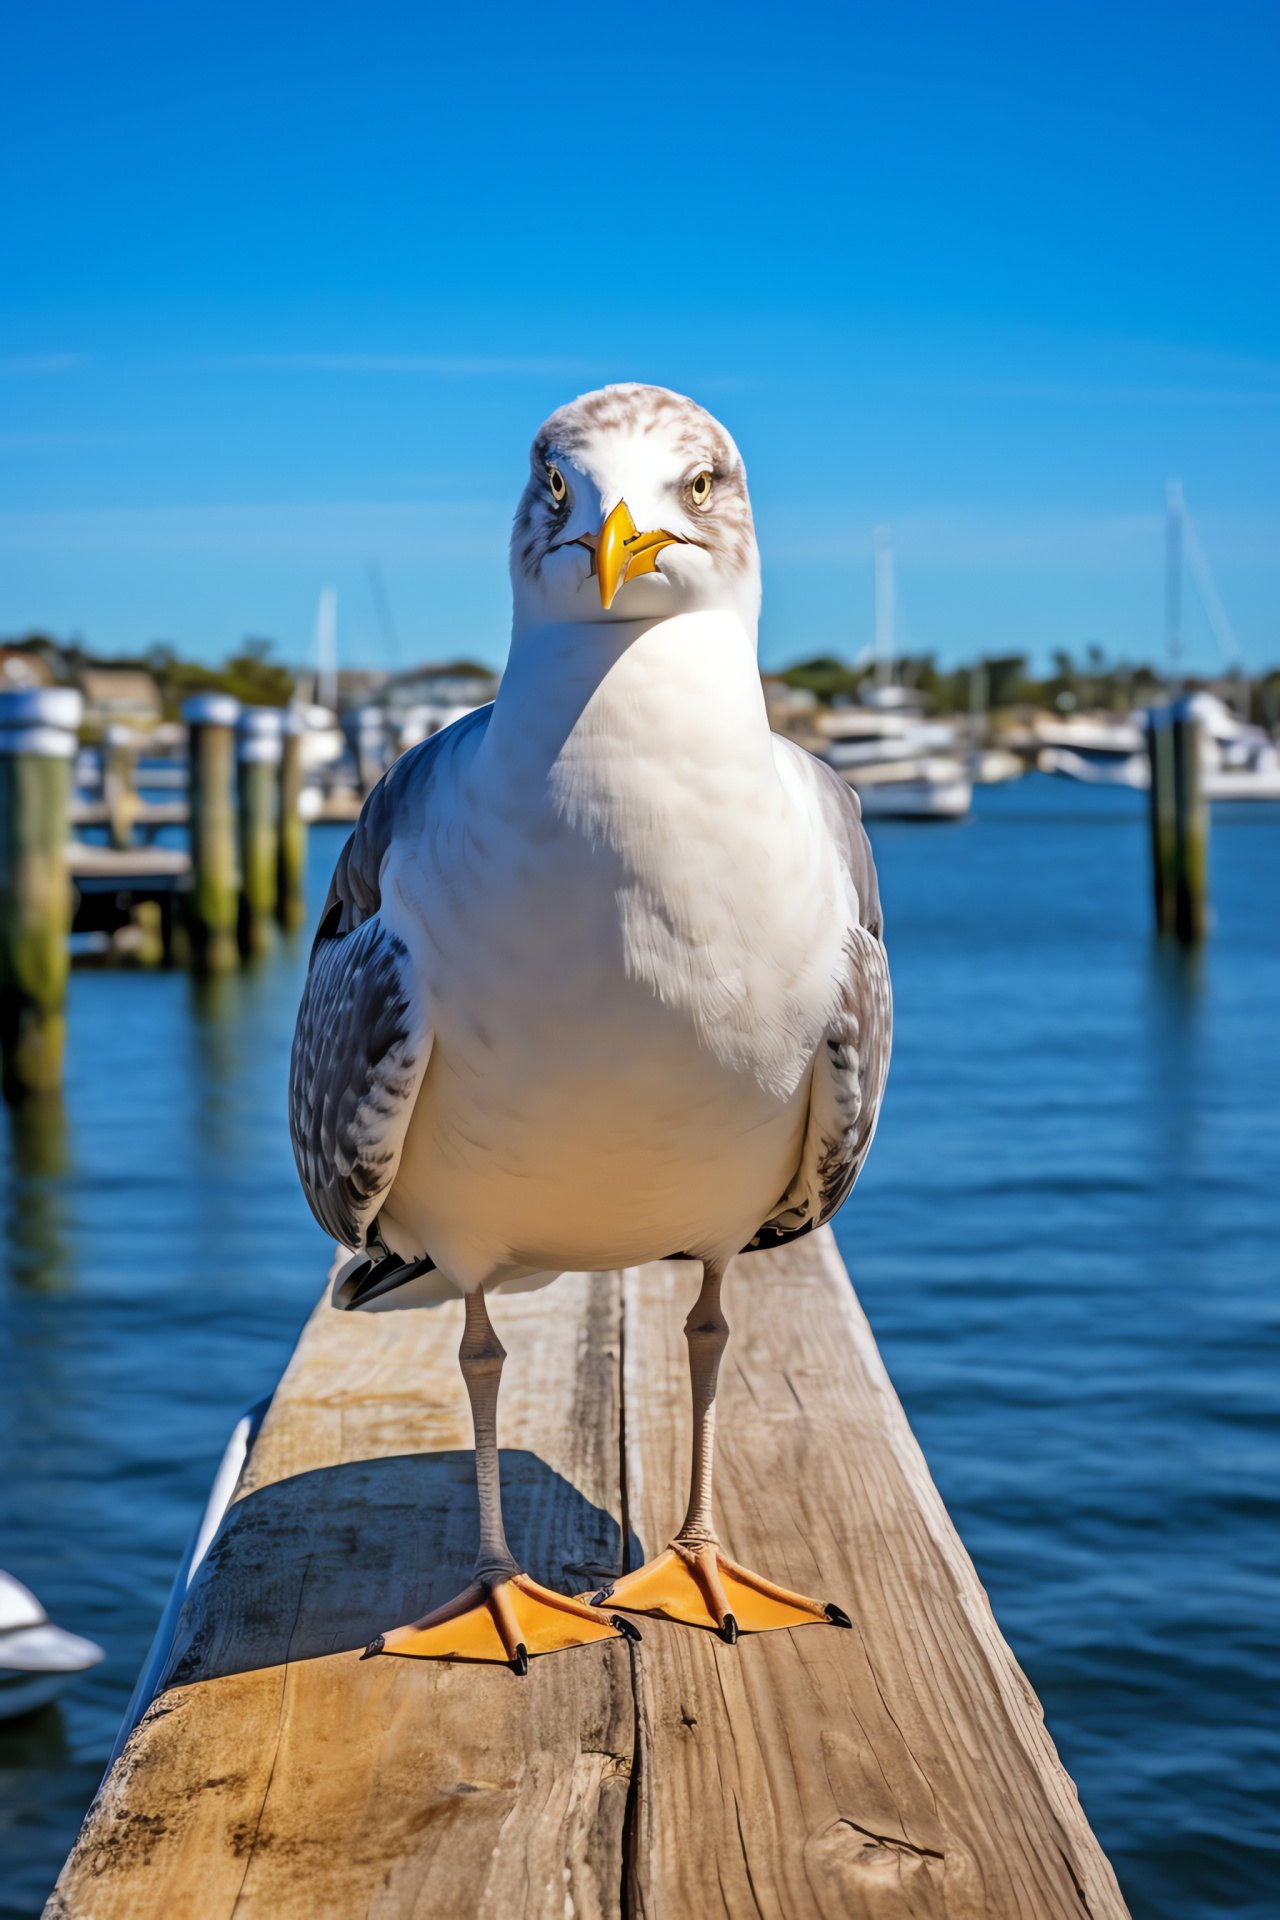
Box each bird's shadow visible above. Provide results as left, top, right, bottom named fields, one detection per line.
left=158, top=1450, right=644, bottom=1690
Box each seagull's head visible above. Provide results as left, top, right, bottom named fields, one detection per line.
left=511, top=384, right=761, bottom=639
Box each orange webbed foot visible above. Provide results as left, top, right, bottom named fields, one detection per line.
left=363, top=1573, right=641, bottom=1675
left=581, top=1544, right=852, bottom=1643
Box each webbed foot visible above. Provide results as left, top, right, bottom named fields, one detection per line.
left=583, top=1544, right=849, bottom=1642
left=365, top=1573, right=639, bottom=1674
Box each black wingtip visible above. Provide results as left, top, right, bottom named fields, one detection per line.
left=335, top=1256, right=375, bottom=1309
left=360, top=1634, right=386, bottom=1660
left=341, top=1249, right=438, bottom=1311
left=610, top=1614, right=642, bottom=1644
left=720, top=1613, right=739, bottom=1645
left=512, top=1643, right=530, bottom=1676
left=590, top=1584, right=615, bottom=1607
left=824, top=1603, right=853, bottom=1629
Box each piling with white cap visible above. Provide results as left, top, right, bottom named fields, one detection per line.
left=0, top=686, right=82, bottom=1100
left=181, top=694, right=241, bottom=974
left=236, top=707, right=283, bottom=956
left=276, top=708, right=308, bottom=933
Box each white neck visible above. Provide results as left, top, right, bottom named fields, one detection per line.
left=482, top=611, right=845, bottom=1102
left=486, top=610, right=768, bottom=785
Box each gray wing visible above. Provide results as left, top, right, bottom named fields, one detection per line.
left=746, top=754, right=892, bottom=1251
left=288, top=707, right=490, bottom=1250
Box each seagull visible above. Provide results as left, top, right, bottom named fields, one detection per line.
left=290, top=384, right=891, bottom=1673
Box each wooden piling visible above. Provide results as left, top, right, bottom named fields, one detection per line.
left=1147, top=697, right=1208, bottom=943
left=236, top=709, right=283, bottom=957
left=1147, top=705, right=1177, bottom=934
left=1171, top=703, right=1208, bottom=942
left=276, top=710, right=308, bottom=933
left=50, top=1231, right=1130, bottom=1920
left=0, top=688, right=81, bottom=1103
left=181, top=694, right=241, bottom=975
left=102, top=726, right=141, bottom=851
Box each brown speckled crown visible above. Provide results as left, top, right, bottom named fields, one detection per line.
left=512, top=383, right=756, bottom=586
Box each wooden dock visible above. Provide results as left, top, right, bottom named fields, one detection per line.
left=46, top=1232, right=1129, bottom=1919
left=65, top=844, right=191, bottom=883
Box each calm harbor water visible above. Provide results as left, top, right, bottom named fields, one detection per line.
left=1, top=780, right=1277, bottom=1918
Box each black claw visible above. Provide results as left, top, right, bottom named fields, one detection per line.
left=824, top=1603, right=853, bottom=1629
left=590, top=1585, right=615, bottom=1607
left=361, top=1634, right=386, bottom=1660
left=610, top=1614, right=642, bottom=1643
left=720, top=1613, right=739, bottom=1645
left=512, top=1643, right=530, bottom=1676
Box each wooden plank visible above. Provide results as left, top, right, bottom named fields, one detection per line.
left=622, top=1233, right=1128, bottom=1920
left=47, top=1271, right=636, bottom=1920
left=47, top=1239, right=1129, bottom=1920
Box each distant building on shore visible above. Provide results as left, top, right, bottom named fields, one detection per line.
left=77, top=669, right=164, bottom=727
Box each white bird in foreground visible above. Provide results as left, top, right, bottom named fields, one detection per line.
left=290, top=384, right=891, bottom=1672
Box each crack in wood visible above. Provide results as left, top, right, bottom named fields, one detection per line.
left=837, top=1818, right=944, bottom=1860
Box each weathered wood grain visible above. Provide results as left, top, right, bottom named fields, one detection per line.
left=622, top=1235, right=1127, bottom=1920
left=48, top=1271, right=636, bottom=1920
left=47, top=1241, right=1129, bottom=1920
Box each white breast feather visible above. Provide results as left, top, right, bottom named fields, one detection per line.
left=549, top=612, right=852, bottom=1101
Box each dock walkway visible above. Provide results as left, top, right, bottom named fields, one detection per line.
left=47, top=1232, right=1129, bottom=1919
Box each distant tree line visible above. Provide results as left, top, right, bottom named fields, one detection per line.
left=5, top=632, right=297, bottom=715
left=777, top=651, right=1280, bottom=725
left=1, top=633, right=500, bottom=719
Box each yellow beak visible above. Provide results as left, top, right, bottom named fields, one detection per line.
left=570, top=499, right=684, bottom=609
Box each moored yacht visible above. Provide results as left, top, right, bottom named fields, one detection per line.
left=816, top=686, right=973, bottom=819
left=1035, top=696, right=1280, bottom=800
left=815, top=528, right=972, bottom=819
left=1033, top=713, right=1149, bottom=788
left=1189, top=693, right=1280, bottom=800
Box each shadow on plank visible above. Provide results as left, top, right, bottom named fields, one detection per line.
left=158, top=1449, right=643, bottom=1689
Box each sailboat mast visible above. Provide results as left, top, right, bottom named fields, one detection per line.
left=316, top=587, right=338, bottom=712
left=1164, top=480, right=1183, bottom=671
left=874, top=526, right=894, bottom=687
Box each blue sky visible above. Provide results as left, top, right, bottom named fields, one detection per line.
left=2, top=0, right=1277, bottom=675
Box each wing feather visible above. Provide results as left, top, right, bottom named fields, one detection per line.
left=288, top=707, right=490, bottom=1249
left=746, top=752, right=892, bottom=1251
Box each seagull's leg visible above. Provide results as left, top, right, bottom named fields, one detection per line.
left=592, top=1257, right=853, bottom=1642
left=460, top=1285, right=521, bottom=1588
left=682, top=1260, right=728, bottom=1537
left=365, top=1288, right=640, bottom=1674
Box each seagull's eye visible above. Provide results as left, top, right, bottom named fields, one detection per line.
left=547, top=465, right=567, bottom=505
left=689, top=470, right=713, bottom=510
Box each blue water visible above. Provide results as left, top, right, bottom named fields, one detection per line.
left=2, top=783, right=1278, bottom=1918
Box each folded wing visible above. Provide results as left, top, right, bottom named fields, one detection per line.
left=746, top=752, right=892, bottom=1251
left=288, top=708, right=490, bottom=1251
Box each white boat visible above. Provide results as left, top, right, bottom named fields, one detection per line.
left=816, top=530, right=973, bottom=819
left=1034, top=714, right=1149, bottom=789
left=1036, top=697, right=1280, bottom=800
left=1189, top=693, right=1280, bottom=800
left=817, top=691, right=973, bottom=820
left=854, top=767, right=973, bottom=819
left=0, top=1570, right=103, bottom=1718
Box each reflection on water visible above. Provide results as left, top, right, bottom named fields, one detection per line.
left=4, top=1096, right=73, bottom=1294
left=2, top=790, right=1278, bottom=1920
left=0, top=828, right=342, bottom=1920
left=0, top=1706, right=91, bottom=1920
left=840, top=780, right=1280, bottom=1920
